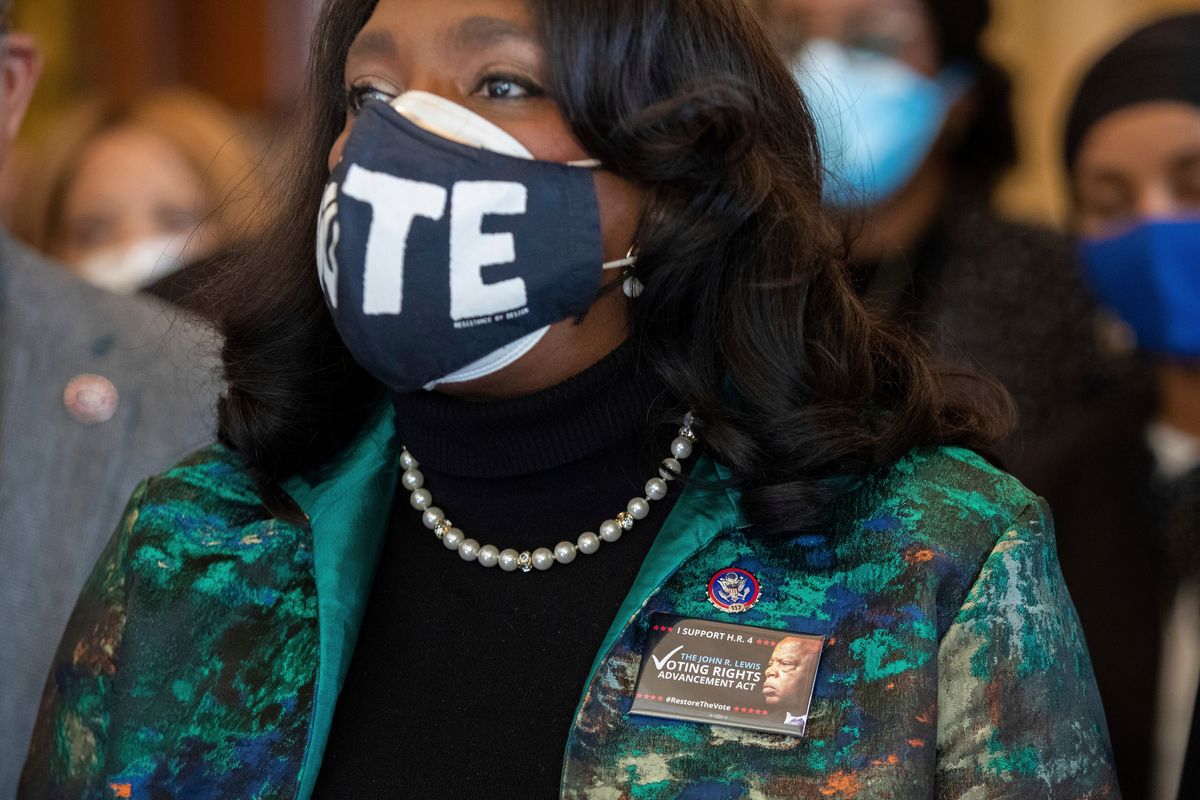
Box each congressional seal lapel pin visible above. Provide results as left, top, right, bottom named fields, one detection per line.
left=707, top=567, right=760, bottom=614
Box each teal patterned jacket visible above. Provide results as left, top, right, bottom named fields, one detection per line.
left=20, top=405, right=1119, bottom=799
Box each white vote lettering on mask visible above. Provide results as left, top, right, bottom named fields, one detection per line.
left=340, top=166, right=530, bottom=322
left=317, top=182, right=342, bottom=308
left=343, top=165, right=448, bottom=316
left=449, top=181, right=528, bottom=321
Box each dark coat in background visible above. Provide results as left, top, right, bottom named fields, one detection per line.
left=869, top=191, right=1161, bottom=797
left=0, top=231, right=218, bottom=797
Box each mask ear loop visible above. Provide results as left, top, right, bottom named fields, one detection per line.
left=600, top=246, right=642, bottom=297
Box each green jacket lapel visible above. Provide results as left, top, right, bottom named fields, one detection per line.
left=285, top=404, right=402, bottom=800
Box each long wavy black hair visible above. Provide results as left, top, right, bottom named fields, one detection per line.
left=217, top=0, right=1012, bottom=532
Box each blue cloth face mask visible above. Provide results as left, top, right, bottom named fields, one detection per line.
left=792, top=39, right=968, bottom=208
left=1079, top=219, right=1200, bottom=359
left=317, top=91, right=634, bottom=392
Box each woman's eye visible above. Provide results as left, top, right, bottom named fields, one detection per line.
left=347, top=84, right=397, bottom=114
left=847, top=34, right=905, bottom=58
left=474, top=75, right=542, bottom=101
left=1084, top=203, right=1131, bottom=226
left=1078, top=182, right=1134, bottom=227
left=1172, top=169, right=1200, bottom=209
left=66, top=219, right=112, bottom=251
left=486, top=80, right=522, bottom=99
left=156, top=206, right=198, bottom=233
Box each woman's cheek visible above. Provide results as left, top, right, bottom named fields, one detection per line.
left=593, top=172, right=645, bottom=262
left=328, top=128, right=352, bottom=172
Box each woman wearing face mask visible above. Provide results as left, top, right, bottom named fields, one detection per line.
left=21, top=1, right=1116, bottom=798
left=1066, top=16, right=1200, bottom=799
left=12, top=89, right=263, bottom=309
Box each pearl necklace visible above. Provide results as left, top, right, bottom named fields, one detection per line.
left=402, top=414, right=698, bottom=573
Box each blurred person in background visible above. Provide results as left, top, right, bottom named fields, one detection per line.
left=0, top=7, right=218, bottom=796
left=11, top=88, right=264, bottom=314
left=1065, top=15, right=1200, bottom=799
left=752, top=0, right=1160, bottom=793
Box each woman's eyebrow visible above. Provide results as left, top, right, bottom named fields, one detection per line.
left=449, top=16, right=534, bottom=50
left=347, top=29, right=398, bottom=65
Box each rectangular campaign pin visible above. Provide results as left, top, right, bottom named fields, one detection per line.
left=630, top=613, right=824, bottom=737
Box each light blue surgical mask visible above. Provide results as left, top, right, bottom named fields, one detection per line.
left=1079, top=219, right=1200, bottom=360
left=792, top=39, right=970, bottom=208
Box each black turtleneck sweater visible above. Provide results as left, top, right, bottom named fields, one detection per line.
left=314, top=344, right=683, bottom=798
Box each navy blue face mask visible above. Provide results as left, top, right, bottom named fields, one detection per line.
left=317, top=92, right=633, bottom=392
left=1079, top=218, right=1200, bottom=360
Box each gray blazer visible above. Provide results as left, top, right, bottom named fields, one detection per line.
left=0, top=232, right=218, bottom=797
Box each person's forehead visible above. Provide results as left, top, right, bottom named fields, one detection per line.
left=348, top=0, right=539, bottom=75
left=358, top=0, right=534, bottom=40
left=767, top=0, right=928, bottom=21
left=1077, top=101, right=1200, bottom=176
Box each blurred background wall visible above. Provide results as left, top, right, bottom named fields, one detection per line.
left=990, top=0, right=1200, bottom=225
left=12, top=0, right=319, bottom=126
left=9, top=0, right=1200, bottom=227
left=3, top=0, right=323, bottom=221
